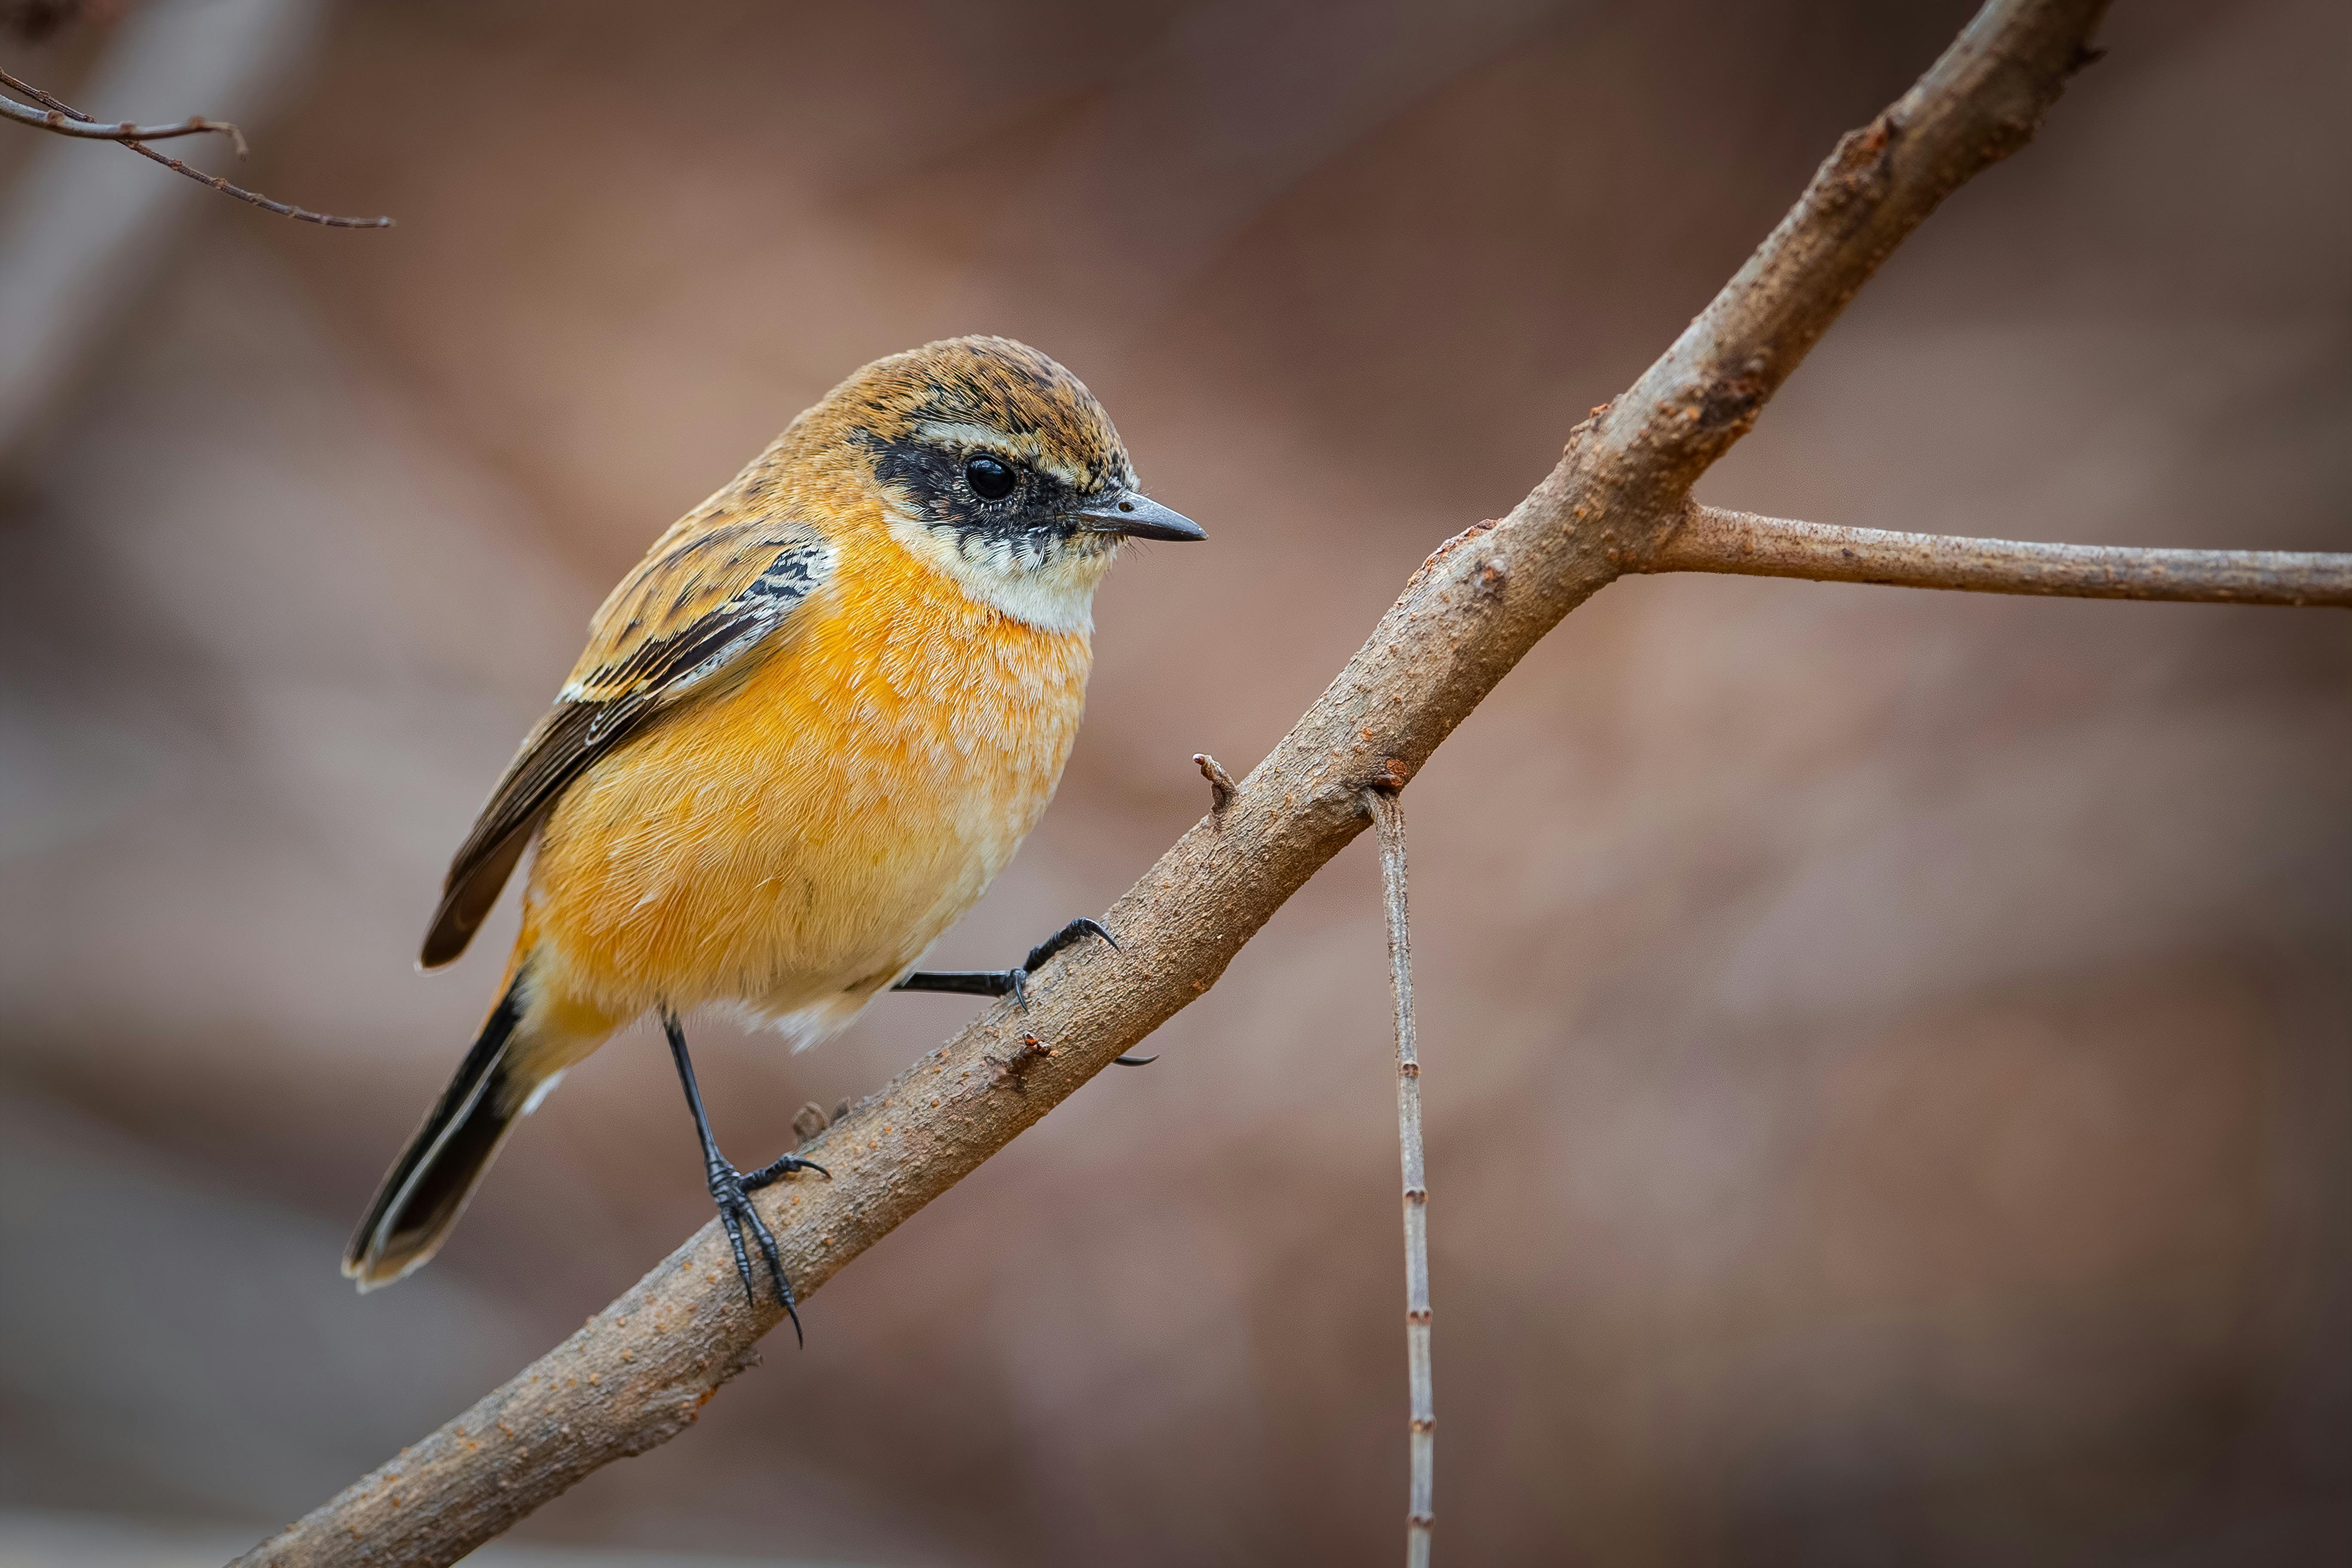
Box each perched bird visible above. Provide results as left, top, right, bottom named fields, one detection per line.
left=343, top=337, right=1204, bottom=1329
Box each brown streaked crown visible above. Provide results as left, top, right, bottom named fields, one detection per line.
left=840, top=335, right=1135, bottom=495
left=760, top=337, right=1142, bottom=562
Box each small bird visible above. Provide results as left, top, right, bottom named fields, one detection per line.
left=343, top=337, right=1204, bottom=1329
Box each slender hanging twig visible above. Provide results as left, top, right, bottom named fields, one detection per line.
left=0, top=66, right=390, bottom=228
left=1367, top=788, right=1434, bottom=1568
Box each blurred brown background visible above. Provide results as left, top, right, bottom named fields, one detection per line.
left=2, top=0, right=2348, bottom=1563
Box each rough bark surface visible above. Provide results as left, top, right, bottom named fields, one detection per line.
left=235, top=5, right=2146, bottom=1562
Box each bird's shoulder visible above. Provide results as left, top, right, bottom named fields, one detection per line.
left=567, top=510, right=838, bottom=704
left=418, top=509, right=837, bottom=969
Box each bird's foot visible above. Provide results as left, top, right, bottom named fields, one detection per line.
left=665, top=1008, right=827, bottom=1344
left=704, top=1156, right=808, bottom=1343
left=891, top=916, right=1118, bottom=1009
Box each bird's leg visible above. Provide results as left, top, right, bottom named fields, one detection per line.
left=891, top=916, right=1117, bottom=1009
left=662, top=1011, right=825, bottom=1344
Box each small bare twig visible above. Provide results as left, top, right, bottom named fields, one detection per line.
left=1645, top=504, right=2352, bottom=606
left=0, top=66, right=389, bottom=229
left=1367, top=790, right=1434, bottom=1568
left=0, top=91, right=245, bottom=151
left=4, top=67, right=93, bottom=114
left=1194, top=752, right=1239, bottom=812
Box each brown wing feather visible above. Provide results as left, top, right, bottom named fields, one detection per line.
left=420, top=518, right=835, bottom=968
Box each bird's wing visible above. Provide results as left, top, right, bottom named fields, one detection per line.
left=419, top=517, right=837, bottom=968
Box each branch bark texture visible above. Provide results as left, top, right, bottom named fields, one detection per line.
left=237, top=4, right=2137, bottom=1562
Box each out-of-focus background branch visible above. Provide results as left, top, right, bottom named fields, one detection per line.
left=0, top=60, right=395, bottom=230
left=3, top=1, right=2347, bottom=1565
left=0, top=0, right=356, bottom=458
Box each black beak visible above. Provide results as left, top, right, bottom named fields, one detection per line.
left=1076, top=490, right=1207, bottom=542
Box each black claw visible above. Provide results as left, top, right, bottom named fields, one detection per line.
left=716, top=1203, right=757, bottom=1311
left=742, top=1152, right=830, bottom=1190
left=1112, top=1054, right=1159, bottom=1066
left=708, top=1163, right=805, bottom=1341
left=737, top=1196, right=801, bottom=1344
left=1023, top=916, right=1118, bottom=974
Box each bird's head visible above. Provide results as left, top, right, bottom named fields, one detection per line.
left=797, top=335, right=1204, bottom=631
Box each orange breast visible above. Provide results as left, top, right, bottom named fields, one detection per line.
left=523, top=534, right=1091, bottom=1035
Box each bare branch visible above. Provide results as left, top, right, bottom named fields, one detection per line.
left=0, top=91, right=246, bottom=152
left=1644, top=504, right=2352, bottom=606
left=234, top=5, right=2128, bottom=1564
left=1367, top=790, right=1435, bottom=1568
left=0, top=67, right=389, bottom=229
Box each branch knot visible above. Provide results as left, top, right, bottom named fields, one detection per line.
left=1193, top=753, right=1238, bottom=813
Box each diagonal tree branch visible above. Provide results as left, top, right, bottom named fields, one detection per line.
left=237, top=3, right=2352, bottom=1563
left=1645, top=503, right=2352, bottom=604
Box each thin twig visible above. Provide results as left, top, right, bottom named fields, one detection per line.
left=0, top=91, right=245, bottom=151
left=234, top=6, right=2131, bottom=1563
left=1367, top=790, right=1434, bottom=1568
left=2, top=67, right=97, bottom=114
left=1644, top=504, right=2352, bottom=606
left=0, top=66, right=390, bottom=229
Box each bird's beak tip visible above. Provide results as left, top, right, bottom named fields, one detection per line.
left=1084, top=490, right=1207, bottom=542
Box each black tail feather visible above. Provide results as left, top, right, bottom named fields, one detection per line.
left=343, top=977, right=529, bottom=1289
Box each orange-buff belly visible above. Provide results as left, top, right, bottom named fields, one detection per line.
left=519, top=540, right=1090, bottom=1048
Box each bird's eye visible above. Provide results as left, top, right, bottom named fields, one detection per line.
left=964, top=454, right=1017, bottom=501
